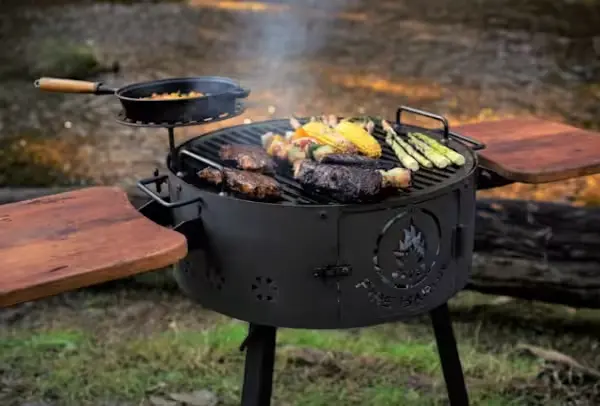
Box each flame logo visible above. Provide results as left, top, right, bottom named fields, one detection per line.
left=394, top=224, right=425, bottom=264
left=373, top=217, right=433, bottom=289
left=390, top=222, right=428, bottom=283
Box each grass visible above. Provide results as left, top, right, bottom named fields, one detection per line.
left=0, top=289, right=598, bottom=406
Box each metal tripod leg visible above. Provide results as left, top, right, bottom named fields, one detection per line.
left=430, top=303, right=470, bottom=406
left=239, top=323, right=277, bottom=406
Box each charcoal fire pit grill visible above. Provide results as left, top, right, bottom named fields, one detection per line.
left=134, top=105, right=485, bottom=406
left=7, top=83, right=600, bottom=406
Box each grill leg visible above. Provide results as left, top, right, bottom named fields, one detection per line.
left=430, top=303, right=469, bottom=406
left=240, top=323, right=277, bottom=406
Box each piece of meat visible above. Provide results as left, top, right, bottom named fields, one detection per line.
left=197, top=167, right=281, bottom=200
left=293, top=160, right=411, bottom=203
left=198, top=167, right=223, bottom=186
left=293, top=160, right=383, bottom=203
left=220, top=144, right=276, bottom=174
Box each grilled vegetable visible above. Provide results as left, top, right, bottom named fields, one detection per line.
left=284, top=131, right=295, bottom=141
left=262, top=132, right=309, bottom=163
left=261, top=132, right=280, bottom=150
left=308, top=145, right=337, bottom=161
left=198, top=167, right=282, bottom=201
left=308, top=143, right=385, bottom=169
left=289, top=117, right=312, bottom=140
left=386, top=133, right=420, bottom=171
left=286, top=146, right=307, bottom=163
left=381, top=120, right=430, bottom=170
left=292, top=160, right=410, bottom=203
left=220, top=144, right=276, bottom=174
left=291, top=137, right=319, bottom=152
left=406, top=134, right=451, bottom=169
left=411, top=132, right=466, bottom=166
left=261, top=132, right=291, bottom=161
left=335, top=120, right=382, bottom=158
left=299, top=120, right=357, bottom=154
left=365, top=119, right=376, bottom=135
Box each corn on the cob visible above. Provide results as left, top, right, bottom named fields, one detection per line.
left=411, top=132, right=465, bottom=166
left=407, top=134, right=451, bottom=169
left=335, top=120, right=382, bottom=158
left=301, top=121, right=357, bottom=154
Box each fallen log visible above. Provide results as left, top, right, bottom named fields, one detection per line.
left=469, top=199, right=600, bottom=309
left=474, top=199, right=600, bottom=262
left=469, top=254, right=600, bottom=309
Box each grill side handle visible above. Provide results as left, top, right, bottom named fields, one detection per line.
left=395, top=106, right=486, bottom=151
left=448, top=131, right=486, bottom=151
left=137, top=174, right=203, bottom=209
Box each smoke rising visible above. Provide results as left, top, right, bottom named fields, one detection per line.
left=231, top=0, right=359, bottom=117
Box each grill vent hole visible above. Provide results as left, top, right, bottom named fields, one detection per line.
left=252, top=276, right=278, bottom=303
left=206, top=267, right=225, bottom=291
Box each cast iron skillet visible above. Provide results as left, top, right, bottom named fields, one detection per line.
left=34, top=76, right=250, bottom=124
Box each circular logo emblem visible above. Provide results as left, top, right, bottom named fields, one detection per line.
left=373, top=209, right=441, bottom=289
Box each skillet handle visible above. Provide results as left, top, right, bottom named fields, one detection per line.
left=229, top=86, right=250, bottom=99
left=34, top=77, right=115, bottom=94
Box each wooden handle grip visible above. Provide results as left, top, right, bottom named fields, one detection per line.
left=34, top=77, right=100, bottom=93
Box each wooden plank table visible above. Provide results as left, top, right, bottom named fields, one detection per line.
left=454, top=118, right=600, bottom=184
left=0, top=187, right=187, bottom=308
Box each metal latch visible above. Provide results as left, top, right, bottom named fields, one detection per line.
left=452, top=224, right=465, bottom=259
left=313, top=265, right=352, bottom=279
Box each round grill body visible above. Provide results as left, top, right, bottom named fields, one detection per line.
left=167, top=119, right=479, bottom=329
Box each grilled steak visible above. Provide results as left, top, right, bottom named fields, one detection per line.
left=293, top=160, right=383, bottom=203
left=220, top=144, right=276, bottom=174
left=198, top=167, right=281, bottom=200
left=293, top=160, right=410, bottom=203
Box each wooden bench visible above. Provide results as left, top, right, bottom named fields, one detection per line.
left=0, top=187, right=187, bottom=308
left=1, top=118, right=600, bottom=308
left=455, top=118, right=600, bottom=183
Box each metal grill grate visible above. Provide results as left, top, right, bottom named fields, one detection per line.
left=175, top=119, right=476, bottom=205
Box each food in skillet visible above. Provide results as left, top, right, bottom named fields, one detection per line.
left=142, top=91, right=205, bottom=100
left=292, top=160, right=411, bottom=203
left=220, top=144, right=276, bottom=174
left=198, top=167, right=282, bottom=200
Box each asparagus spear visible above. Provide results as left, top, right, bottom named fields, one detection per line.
left=411, top=132, right=465, bottom=166
left=406, top=134, right=451, bottom=169
left=382, top=120, right=432, bottom=169
left=385, top=132, right=420, bottom=171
